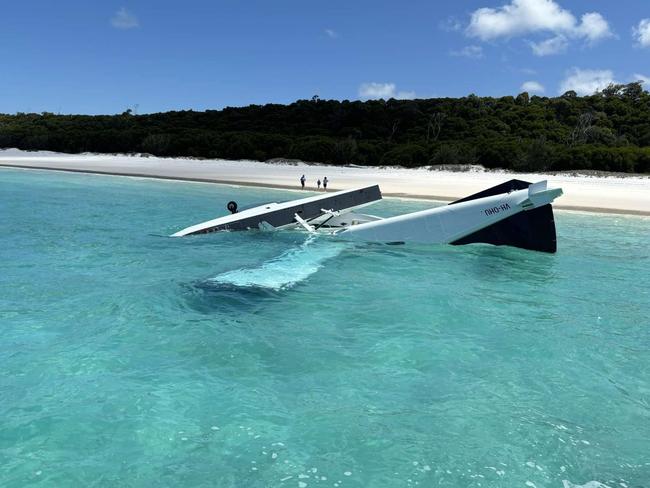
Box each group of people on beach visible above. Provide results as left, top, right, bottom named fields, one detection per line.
left=300, top=175, right=328, bottom=191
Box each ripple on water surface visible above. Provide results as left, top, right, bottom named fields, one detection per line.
left=1, top=169, right=649, bottom=487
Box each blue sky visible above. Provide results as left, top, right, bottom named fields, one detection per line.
left=1, top=0, right=649, bottom=114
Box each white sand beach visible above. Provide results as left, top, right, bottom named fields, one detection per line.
left=1, top=148, right=649, bottom=216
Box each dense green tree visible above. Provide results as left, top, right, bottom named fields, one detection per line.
left=1, top=82, right=649, bottom=173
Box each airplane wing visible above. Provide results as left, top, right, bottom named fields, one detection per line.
left=171, top=185, right=382, bottom=236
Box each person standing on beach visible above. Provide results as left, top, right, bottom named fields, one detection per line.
left=323, top=176, right=328, bottom=191
left=317, top=179, right=321, bottom=190
left=300, top=174, right=305, bottom=189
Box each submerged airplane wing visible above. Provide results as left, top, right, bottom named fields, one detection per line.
left=171, top=185, right=382, bottom=236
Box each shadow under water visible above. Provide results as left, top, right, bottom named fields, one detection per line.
left=182, top=235, right=349, bottom=313
left=462, top=243, right=559, bottom=285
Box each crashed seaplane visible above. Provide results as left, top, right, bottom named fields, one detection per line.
left=172, top=180, right=563, bottom=253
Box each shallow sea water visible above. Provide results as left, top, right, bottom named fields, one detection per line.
left=1, top=168, right=649, bottom=488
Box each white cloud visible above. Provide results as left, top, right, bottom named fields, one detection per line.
left=358, top=82, right=416, bottom=100
left=632, top=73, right=650, bottom=85
left=439, top=16, right=463, bottom=32
left=633, top=19, right=650, bottom=47
left=530, top=35, right=568, bottom=56
left=450, top=45, right=484, bottom=59
left=111, top=7, right=139, bottom=30
left=466, top=0, right=612, bottom=55
left=576, top=13, right=611, bottom=43
left=325, top=28, right=338, bottom=39
left=521, top=81, right=545, bottom=93
left=559, top=68, right=617, bottom=95
left=397, top=91, right=417, bottom=100
left=359, top=82, right=395, bottom=99
left=467, top=0, right=573, bottom=40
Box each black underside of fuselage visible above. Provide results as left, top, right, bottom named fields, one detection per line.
left=448, top=179, right=558, bottom=253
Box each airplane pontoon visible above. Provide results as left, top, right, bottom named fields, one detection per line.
left=172, top=180, right=563, bottom=253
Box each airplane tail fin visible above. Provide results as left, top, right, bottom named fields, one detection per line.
left=519, top=180, right=564, bottom=210
left=449, top=179, right=559, bottom=253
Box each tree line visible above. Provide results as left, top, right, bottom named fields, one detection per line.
left=1, top=82, right=649, bottom=173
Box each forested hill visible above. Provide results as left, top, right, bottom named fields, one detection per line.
left=2, top=82, right=650, bottom=173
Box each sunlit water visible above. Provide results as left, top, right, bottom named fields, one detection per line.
left=1, top=168, right=649, bottom=488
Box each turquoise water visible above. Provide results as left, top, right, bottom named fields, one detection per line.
left=1, top=168, right=649, bottom=488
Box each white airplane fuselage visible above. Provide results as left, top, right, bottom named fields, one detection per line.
left=337, top=181, right=562, bottom=244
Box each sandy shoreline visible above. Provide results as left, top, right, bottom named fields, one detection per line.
left=1, top=149, right=649, bottom=216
